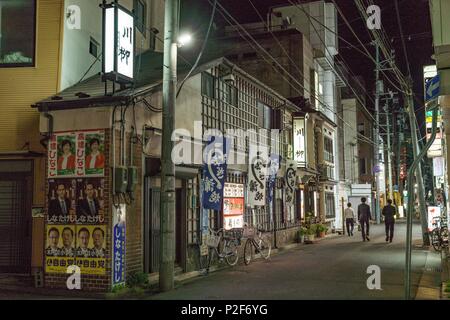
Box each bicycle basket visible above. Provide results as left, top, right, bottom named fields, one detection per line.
left=206, top=234, right=221, bottom=248
left=243, top=226, right=256, bottom=238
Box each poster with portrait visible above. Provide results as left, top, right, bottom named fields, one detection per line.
left=47, top=179, right=77, bottom=224
left=75, top=225, right=107, bottom=275
left=75, top=178, right=106, bottom=224
left=85, top=131, right=105, bottom=176
left=48, top=130, right=105, bottom=178
left=45, top=225, right=76, bottom=274
left=45, top=225, right=107, bottom=275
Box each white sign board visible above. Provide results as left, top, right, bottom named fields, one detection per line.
left=104, top=6, right=134, bottom=80
left=293, top=118, right=307, bottom=166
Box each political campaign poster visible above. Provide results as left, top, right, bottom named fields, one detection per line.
left=45, top=225, right=107, bottom=275
left=85, top=131, right=105, bottom=176
left=48, top=130, right=106, bottom=178
left=112, top=205, right=126, bottom=286
left=75, top=178, right=106, bottom=224
left=47, top=179, right=77, bottom=224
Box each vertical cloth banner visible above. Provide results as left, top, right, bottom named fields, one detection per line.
left=285, top=160, right=297, bottom=206
left=267, top=154, right=281, bottom=225
left=202, top=136, right=229, bottom=211
left=112, top=205, right=126, bottom=286
left=248, top=144, right=269, bottom=207
left=267, top=154, right=281, bottom=204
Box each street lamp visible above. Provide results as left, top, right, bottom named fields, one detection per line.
left=178, top=33, right=192, bottom=47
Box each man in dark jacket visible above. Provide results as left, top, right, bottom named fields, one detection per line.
left=358, top=197, right=372, bottom=242
left=382, top=199, right=396, bottom=243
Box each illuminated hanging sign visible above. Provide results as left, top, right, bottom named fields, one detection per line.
left=293, top=117, right=307, bottom=167
left=103, top=4, right=134, bottom=82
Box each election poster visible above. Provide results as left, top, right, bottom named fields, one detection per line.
left=112, top=205, right=126, bottom=286
left=47, top=179, right=77, bottom=224
left=45, top=225, right=107, bottom=275
left=48, top=130, right=105, bottom=178
left=75, top=178, right=106, bottom=224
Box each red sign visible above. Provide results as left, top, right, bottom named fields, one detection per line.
left=223, top=198, right=244, bottom=216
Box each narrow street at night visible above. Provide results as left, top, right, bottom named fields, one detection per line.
left=149, top=221, right=442, bottom=300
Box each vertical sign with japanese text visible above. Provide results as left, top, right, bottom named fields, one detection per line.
left=112, top=205, right=126, bottom=286
left=202, top=136, right=228, bottom=211
left=223, top=183, right=245, bottom=230
left=248, top=144, right=269, bottom=207
left=293, top=118, right=307, bottom=166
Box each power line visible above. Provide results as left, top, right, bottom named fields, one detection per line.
left=209, top=0, right=378, bottom=147
left=394, top=0, right=412, bottom=78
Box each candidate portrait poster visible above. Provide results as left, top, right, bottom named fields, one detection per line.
left=48, top=130, right=105, bottom=178
left=85, top=131, right=105, bottom=176
left=75, top=178, right=106, bottom=224
left=47, top=179, right=77, bottom=224
left=45, top=225, right=107, bottom=275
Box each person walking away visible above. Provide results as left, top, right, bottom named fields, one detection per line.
left=358, top=197, right=372, bottom=242
left=344, top=203, right=356, bottom=236
left=382, top=199, right=396, bottom=243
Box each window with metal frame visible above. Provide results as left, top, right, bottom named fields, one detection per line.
left=324, top=136, right=334, bottom=163
left=0, top=0, right=36, bottom=67
left=202, top=72, right=216, bottom=99
left=325, top=192, right=336, bottom=218
left=134, top=0, right=147, bottom=36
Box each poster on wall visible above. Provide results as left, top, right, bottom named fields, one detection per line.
left=247, top=144, right=268, bottom=207
left=45, top=225, right=107, bottom=275
left=76, top=178, right=106, bottom=224
left=223, top=183, right=244, bottom=230
left=48, top=178, right=106, bottom=225
left=48, top=130, right=105, bottom=178
left=112, top=204, right=126, bottom=286
left=85, top=131, right=106, bottom=176
left=47, top=179, right=77, bottom=224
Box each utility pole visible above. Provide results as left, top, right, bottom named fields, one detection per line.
left=374, top=41, right=381, bottom=224
left=159, top=0, right=179, bottom=292
left=385, top=100, right=394, bottom=202
left=406, top=90, right=430, bottom=246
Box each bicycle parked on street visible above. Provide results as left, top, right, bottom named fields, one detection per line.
left=198, top=227, right=241, bottom=275
left=243, top=223, right=272, bottom=265
left=429, top=216, right=448, bottom=252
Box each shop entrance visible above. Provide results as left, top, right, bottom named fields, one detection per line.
left=144, top=179, right=186, bottom=274
left=0, top=160, right=32, bottom=274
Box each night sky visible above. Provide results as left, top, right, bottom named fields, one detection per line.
left=181, top=0, right=433, bottom=134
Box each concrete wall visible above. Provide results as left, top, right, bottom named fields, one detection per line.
left=60, top=0, right=164, bottom=90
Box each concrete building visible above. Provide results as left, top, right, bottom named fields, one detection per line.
left=0, top=0, right=164, bottom=285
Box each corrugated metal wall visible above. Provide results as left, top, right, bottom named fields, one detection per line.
left=0, top=0, right=63, bottom=152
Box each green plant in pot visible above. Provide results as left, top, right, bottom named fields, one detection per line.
left=297, top=227, right=308, bottom=243
left=316, top=224, right=328, bottom=238
left=306, top=224, right=318, bottom=241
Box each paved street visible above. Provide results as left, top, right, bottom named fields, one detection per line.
left=149, top=221, right=442, bottom=300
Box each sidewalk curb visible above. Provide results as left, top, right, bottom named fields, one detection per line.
left=415, top=246, right=442, bottom=300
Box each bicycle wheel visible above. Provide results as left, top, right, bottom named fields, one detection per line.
left=259, top=235, right=272, bottom=260
left=224, top=240, right=239, bottom=266
left=243, top=239, right=253, bottom=265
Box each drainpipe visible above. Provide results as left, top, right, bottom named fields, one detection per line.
left=40, top=110, right=54, bottom=149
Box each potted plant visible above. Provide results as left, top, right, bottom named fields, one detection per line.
left=297, top=227, right=308, bottom=243
left=316, top=224, right=328, bottom=238
left=306, top=224, right=318, bottom=242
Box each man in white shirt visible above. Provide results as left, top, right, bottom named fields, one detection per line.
left=344, top=202, right=356, bottom=236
